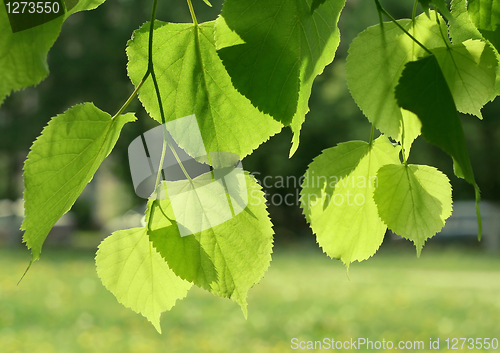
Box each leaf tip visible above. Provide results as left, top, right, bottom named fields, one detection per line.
left=151, top=318, right=162, bottom=334
left=415, top=244, right=423, bottom=258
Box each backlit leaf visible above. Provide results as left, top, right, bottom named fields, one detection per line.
left=374, top=164, right=452, bottom=256
left=147, top=173, right=273, bottom=316
left=215, top=0, right=346, bottom=156
left=300, top=136, right=400, bottom=267
left=22, top=103, right=135, bottom=261
left=126, top=21, right=282, bottom=160
left=346, top=12, right=446, bottom=152
left=450, top=0, right=500, bottom=97
left=395, top=54, right=482, bottom=238
left=467, top=0, right=500, bottom=53
left=433, top=39, right=497, bottom=117
left=96, top=227, right=192, bottom=333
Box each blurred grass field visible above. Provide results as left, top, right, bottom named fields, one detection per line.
left=1, top=244, right=499, bottom=353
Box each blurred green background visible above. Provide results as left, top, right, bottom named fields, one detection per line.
left=1, top=0, right=499, bottom=351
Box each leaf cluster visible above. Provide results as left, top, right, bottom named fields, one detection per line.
left=1, top=0, right=498, bottom=331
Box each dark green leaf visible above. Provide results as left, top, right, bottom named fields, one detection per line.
left=215, top=0, right=346, bottom=155
left=468, top=0, right=500, bottom=52
left=0, top=0, right=107, bottom=107
left=395, top=55, right=482, bottom=238
left=418, top=0, right=453, bottom=21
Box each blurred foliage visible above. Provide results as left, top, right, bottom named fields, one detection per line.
left=1, top=246, right=499, bottom=352
left=0, top=0, right=499, bottom=237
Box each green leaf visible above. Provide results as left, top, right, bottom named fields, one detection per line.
left=201, top=0, right=212, bottom=7
left=450, top=0, right=483, bottom=42
left=418, top=0, right=433, bottom=16
left=300, top=136, right=400, bottom=267
left=311, top=0, right=328, bottom=13
left=214, top=0, right=346, bottom=156
left=432, top=39, right=498, bottom=117
left=396, top=55, right=475, bottom=184
left=0, top=0, right=107, bottom=107
left=147, top=173, right=273, bottom=316
left=450, top=0, right=500, bottom=97
left=346, top=12, right=447, bottom=152
left=0, top=8, right=63, bottom=106
left=22, top=103, right=135, bottom=261
left=395, top=54, right=482, bottom=238
left=64, top=0, right=107, bottom=17
left=374, top=164, right=452, bottom=256
left=95, top=227, right=192, bottom=333
left=467, top=0, right=500, bottom=53
left=126, top=21, right=282, bottom=160
left=401, top=109, right=422, bottom=157
left=418, top=0, right=453, bottom=22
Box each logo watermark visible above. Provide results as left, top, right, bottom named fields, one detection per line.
left=128, top=115, right=247, bottom=236
left=249, top=172, right=378, bottom=208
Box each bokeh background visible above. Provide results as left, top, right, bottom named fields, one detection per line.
left=1, top=0, right=499, bottom=352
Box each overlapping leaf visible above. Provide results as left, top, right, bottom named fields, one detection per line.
left=396, top=55, right=476, bottom=185
left=418, top=0, right=453, bottom=21
left=0, top=0, right=107, bottom=107
left=374, top=164, right=452, bottom=256
left=300, top=136, right=400, bottom=267
left=467, top=0, right=500, bottom=53
left=147, top=173, right=273, bottom=316
left=126, top=21, right=282, bottom=160
left=450, top=0, right=500, bottom=97
left=432, top=39, right=497, bottom=118
left=95, top=227, right=192, bottom=333
left=22, top=103, right=135, bottom=260
left=346, top=12, right=446, bottom=152
left=395, top=55, right=482, bottom=237
left=215, top=0, right=346, bottom=156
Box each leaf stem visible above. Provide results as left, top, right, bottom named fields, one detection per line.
left=412, top=0, right=418, bottom=23
left=374, top=0, right=432, bottom=55
left=112, top=0, right=161, bottom=119
left=144, top=0, right=193, bottom=190
left=112, top=77, right=147, bottom=119
left=153, top=135, right=169, bottom=199
left=187, top=0, right=198, bottom=26
left=148, top=0, right=159, bottom=72
left=375, top=0, right=383, bottom=27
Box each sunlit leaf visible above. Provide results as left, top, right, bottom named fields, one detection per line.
left=147, top=173, right=273, bottom=316
left=215, top=0, right=346, bottom=156
left=467, top=0, right=500, bottom=53
left=374, top=164, right=453, bottom=256
left=346, top=12, right=446, bottom=153
left=450, top=0, right=500, bottom=97
left=300, top=136, right=400, bottom=267
left=433, top=40, right=497, bottom=117
left=96, top=227, right=192, bottom=333
left=22, top=103, right=135, bottom=261
left=395, top=54, right=482, bottom=238
left=126, top=21, right=282, bottom=160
